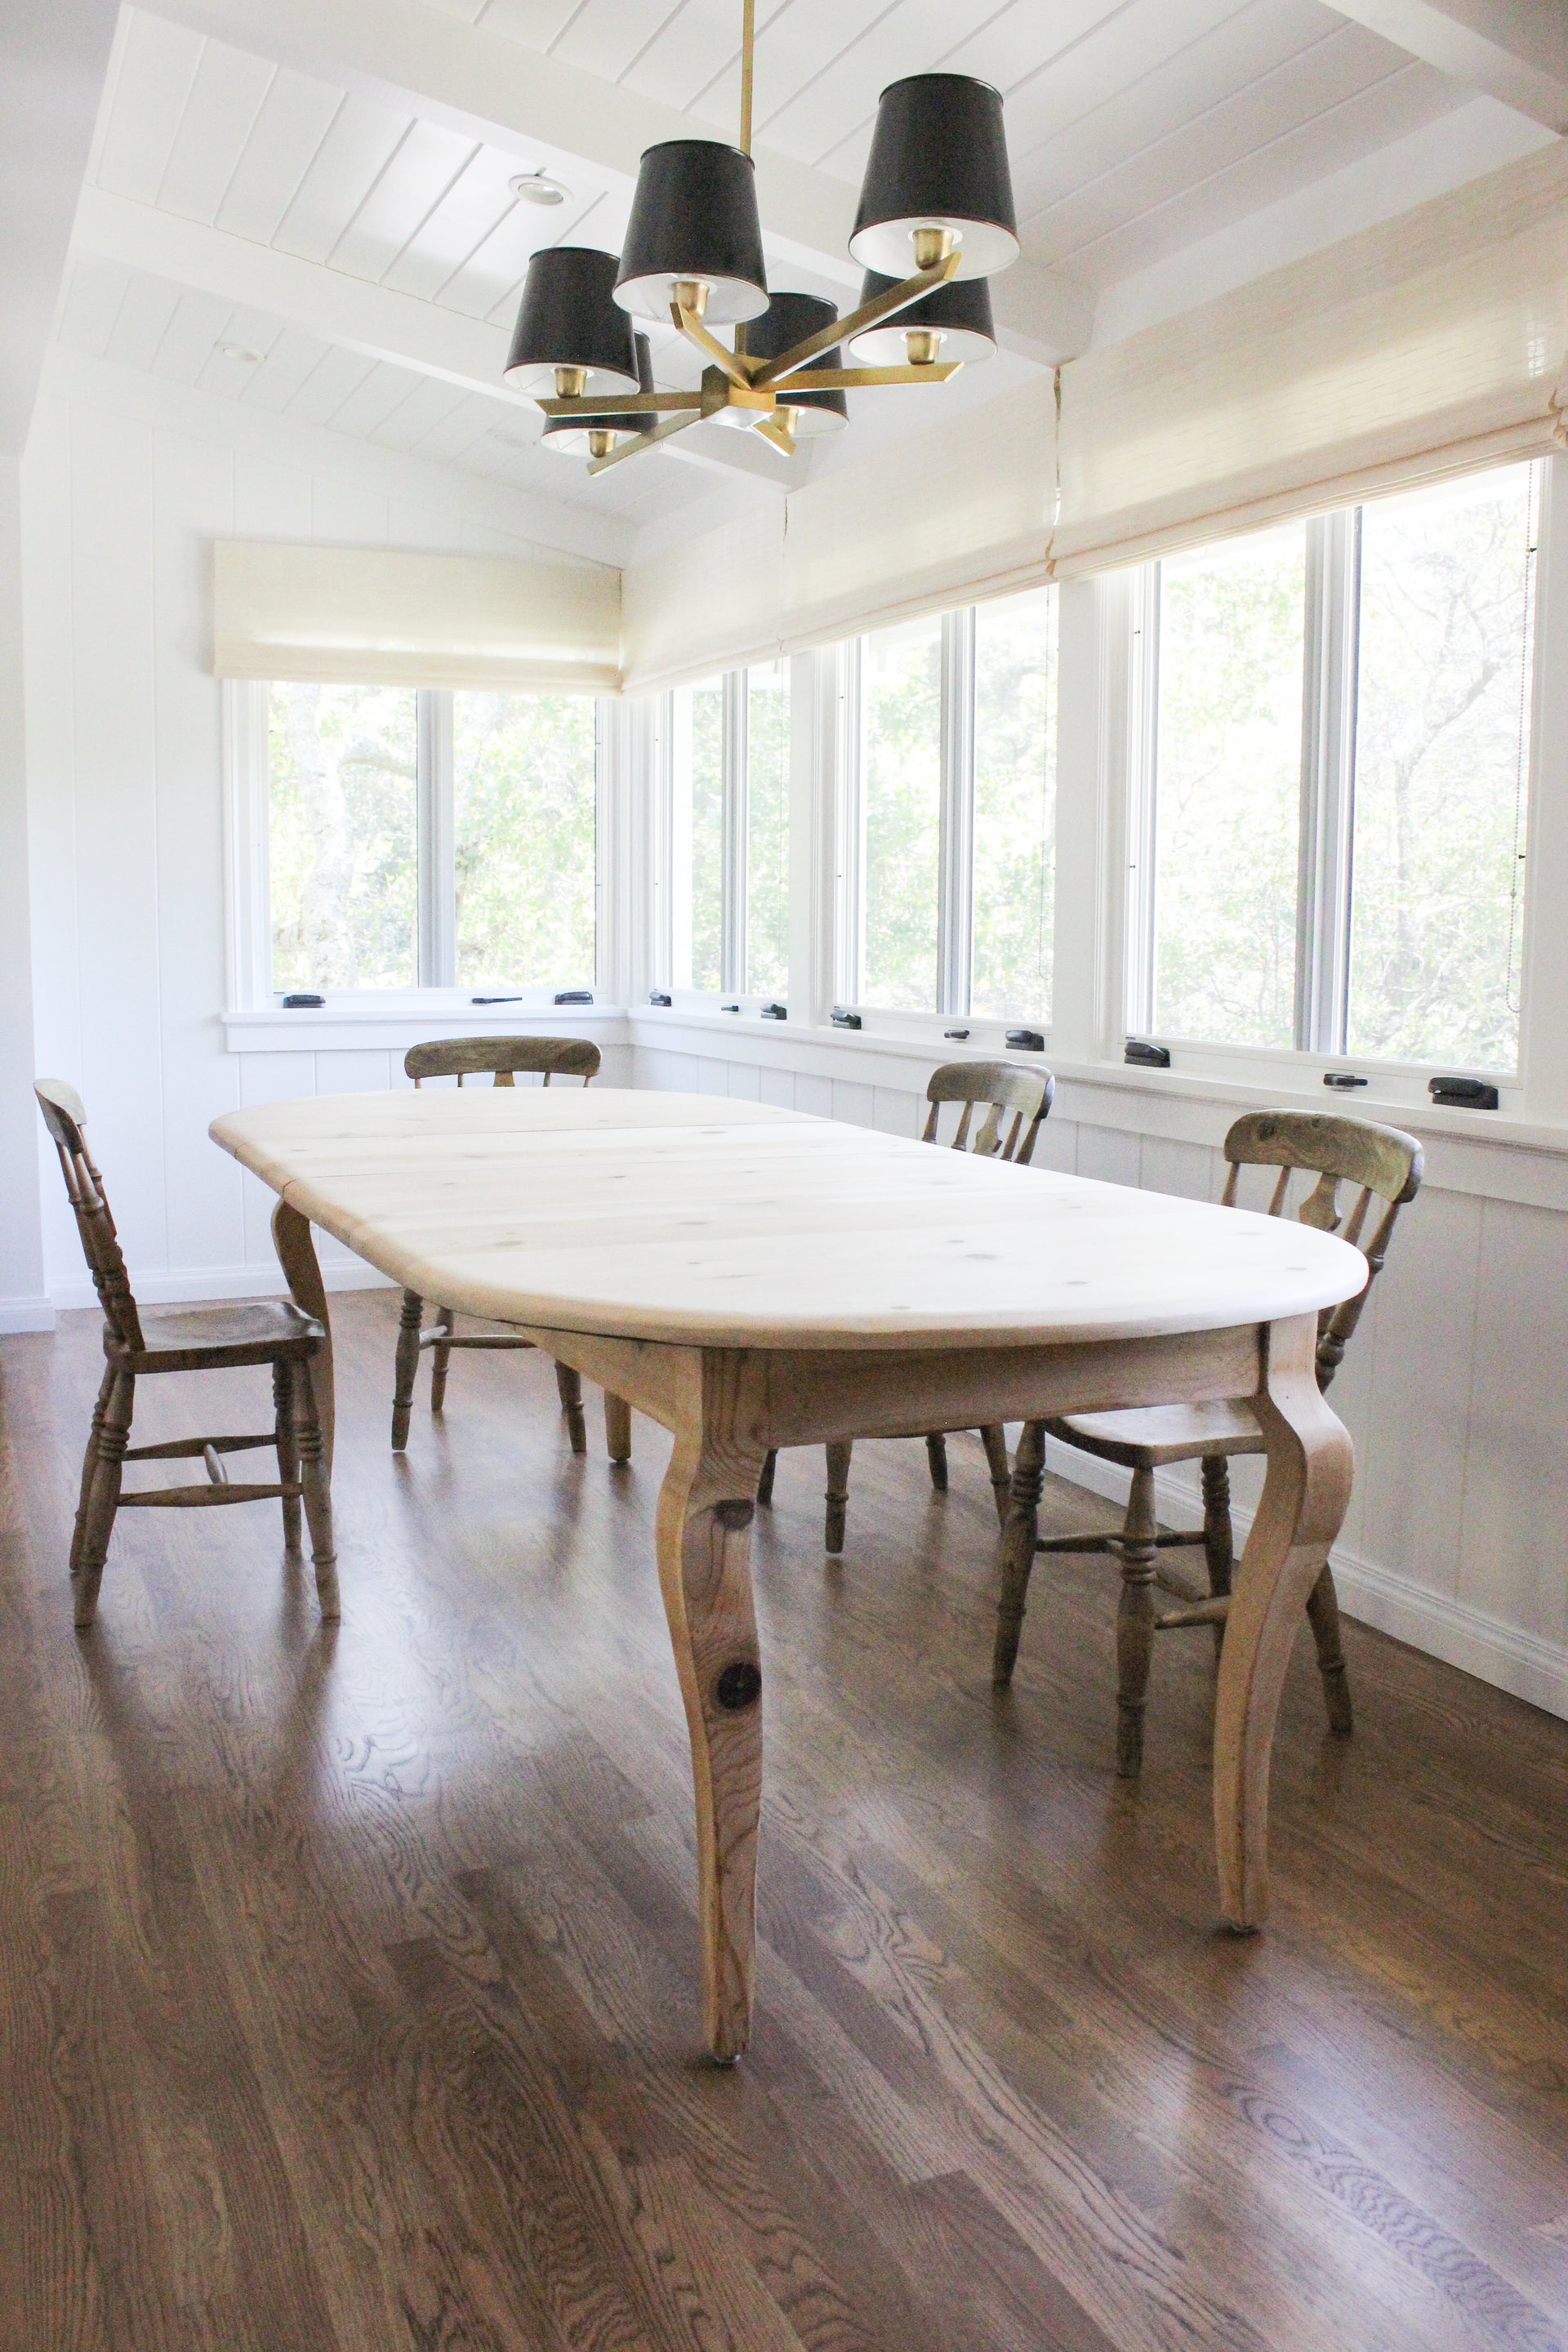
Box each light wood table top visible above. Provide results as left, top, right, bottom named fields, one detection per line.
left=212, top=1089, right=1364, bottom=1349
left=213, top=1087, right=1365, bottom=2062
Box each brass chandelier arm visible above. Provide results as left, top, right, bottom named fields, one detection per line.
left=672, top=302, right=763, bottom=386
left=753, top=413, right=798, bottom=458
left=586, top=410, right=702, bottom=475
left=537, top=390, right=702, bottom=416
left=750, top=251, right=961, bottom=389
left=782, top=363, right=963, bottom=389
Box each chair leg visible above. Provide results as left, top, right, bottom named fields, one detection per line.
left=293, top=1355, right=340, bottom=1623
left=604, top=1392, right=632, bottom=1463
left=925, top=1432, right=949, bottom=1492
left=992, top=1421, right=1045, bottom=1686
left=74, top=1369, right=134, bottom=1630
left=555, top=1361, right=587, bottom=1454
left=824, top=1441, right=853, bottom=1554
left=1115, top=1466, right=1160, bottom=1778
left=70, top=1362, right=115, bottom=1576
left=1200, top=1453, right=1233, bottom=1660
left=757, top=1450, right=777, bottom=1505
left=1305, top=1565, right=1354, bottom=1736
left=429, top=1306, right=456, bottom=1414
left=979, top=1424, right=1011, bottom=1527
left=391, top=1289, right=422, bottom=1450
left=274, top=1357, right=302, bottom=1551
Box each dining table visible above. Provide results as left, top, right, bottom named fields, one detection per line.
left=212, top=1085, right=1365, bottom=2062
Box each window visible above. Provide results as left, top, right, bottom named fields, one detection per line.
left=853, top=587, right=1058, bottom=1021
left=668, top=662, right=791, bottom=997
left=1133, top=460, right=1539, bottom=1071
left=266, top=682, right=597, bottom=995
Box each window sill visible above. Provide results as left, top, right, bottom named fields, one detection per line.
left=223, top=997, right=627, bottom=1054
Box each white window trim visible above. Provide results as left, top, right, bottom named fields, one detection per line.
left=221, top=677, right=613, bottom=1018
left=1122, top=458, right=1552, bottom=1097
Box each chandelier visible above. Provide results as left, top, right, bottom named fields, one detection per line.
left=503, top=0, right=1018, bottom=476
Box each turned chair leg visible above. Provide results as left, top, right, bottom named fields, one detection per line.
left=391, top=1289, right=422, bottom=1450
left=1305, top=1564, right=1354, bottom=1735
left=925, top=1432, right=949, bottom=1492
left=555, top=1361, right=587, bottom=1454
left=274, top=1357, right=302, bottom=1550
left=70, top=1362, right=115, bottom=1576
left=757, top=1450, right=777, bottom=1505
left=604, top=1392, right=632, bottom=1463
left=74, top=1368, right=134, bottom=1630
left=824, top=1441, right=853, bottom=1554
left=992, top=1420, right=1046, bottom=1686
left=293, top=1356, right=340, bottom=1622
left=428, top=1306, right=456, bottom=1414
left=978, top=1424, right=1011, bottom=1527
left=1200, top=1453, right=1233, bottom=1660
left=1115, top=1465, right=1160, bottom=1778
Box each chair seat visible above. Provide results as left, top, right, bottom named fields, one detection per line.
left=1048, top=1398, right=1264, bottom=1470
left=118, top=1298, right=325, bottom=1369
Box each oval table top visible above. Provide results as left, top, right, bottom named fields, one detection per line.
left=211, top=1089, right=1366, bottom=1352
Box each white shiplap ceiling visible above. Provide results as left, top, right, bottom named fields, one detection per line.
left=55, top=0, right=1557, bottom=535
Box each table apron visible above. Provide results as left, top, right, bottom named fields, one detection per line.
left=513, top=1321, right=1264, bottom=1449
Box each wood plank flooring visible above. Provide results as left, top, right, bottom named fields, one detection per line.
left=4, top=1290, right=1568, bottom=2352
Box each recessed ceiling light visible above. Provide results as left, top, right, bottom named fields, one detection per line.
left=216, top=342, right=260, bottom=363
left=510, top=170, right=570, bottom=208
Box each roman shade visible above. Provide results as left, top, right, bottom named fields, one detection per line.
left=620, top=373, right=1054, bottom=693
left=1050, top=138, right=1568, bottom=577
left=212, top=543, right=621, bottom=693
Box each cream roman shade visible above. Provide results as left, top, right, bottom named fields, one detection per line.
left=1051, top=139, right=1568, bottom=577
left=619, top=374, right=1054, bottom=693
left=212, top=542, right=622, bottom=693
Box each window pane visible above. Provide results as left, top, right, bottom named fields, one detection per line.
left=453, top=691, right=596, bottom=990
left=1152, top=525, right=1305, bottom=1047
left=862, top=615, right=942, bottom=1010
left=746, top=658, right=790, bottom=997
left=672, top=678, right=724, bottom=992
left=1347, top=464, right=1536, bottom=1070
left=971, top=588, right=1057, bottom=1022
left=270, top=682, right=416, bottom=990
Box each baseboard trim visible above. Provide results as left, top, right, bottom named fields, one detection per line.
left=1044, top=1437, right=1568, bottom=1724
left=0, top=1295, right=58, bottom=1334
left=46, top=1262, right=394, bottom=1312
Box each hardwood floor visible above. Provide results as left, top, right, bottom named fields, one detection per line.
left=4, top=1290, right=1568, bottom=2352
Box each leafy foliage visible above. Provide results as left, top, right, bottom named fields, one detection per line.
left=452, top=690, right=595, bottom=990
left=746, top=662, right=790, bottom=996
left=270, top=683, right=418, bottom=990
left=862, top=617, right=942, bottom=1011
left=972, top=590, right=1056, bottom=1022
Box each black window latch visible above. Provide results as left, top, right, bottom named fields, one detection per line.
left=1125, top=1040, right=1170, bottom=1068
left=1429, top=1075, right=1499, bottom=1109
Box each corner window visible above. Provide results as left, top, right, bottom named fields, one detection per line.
left=667, top=662, right=792, bottom=998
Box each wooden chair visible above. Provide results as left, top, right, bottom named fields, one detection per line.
left=392, top=1037, right=630, bottom=1459
left=758, top=1060, right=1055, bottom=1548
left=34, top=1080, right=337, bottom=1630
left=992, top=1109, right=1423, bottom=1775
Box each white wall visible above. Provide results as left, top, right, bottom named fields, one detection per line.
left=20, top=352, right=631, bottom=1313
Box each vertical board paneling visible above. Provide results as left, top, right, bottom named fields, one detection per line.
left=1075, top=1123, right=1141, bottom=1187
left=1458, top=1197, right=1568, bottom=1647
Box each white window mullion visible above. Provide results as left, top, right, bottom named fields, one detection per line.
left=938, top=607, right=976, bottom=1018
left=721, top=669, right=747, bottom=994
left=222, top=677, right=274, bottom=1011
left=416, top=688, right=456, bottom=989
left=1294, top=510, right=1359, bottom=1054
left=1124, top=564, right=1160, bottom=1037
left=839, top=637, right=865, bottom=1008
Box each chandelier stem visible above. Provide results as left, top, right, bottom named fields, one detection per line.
left=739, top=0, right=755, bottom=158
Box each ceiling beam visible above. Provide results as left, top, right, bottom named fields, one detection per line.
left=142, top=0, right=1094, bottom=359
left=1325, top=0, right=1568, bottom=131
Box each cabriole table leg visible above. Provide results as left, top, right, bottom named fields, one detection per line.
left=655, top=1410, right=768, bottom=2064
left=1213, top=1312, right=1354, bottom=1930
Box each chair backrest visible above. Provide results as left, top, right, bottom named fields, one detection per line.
left=404, top=1035, right=601, bottom=1088
left=1220, top=1109, right=1423, bottom=1391
left=34, top=1080, right=145, bottom=1352
left=922, top=1060, right=1054, bottom=1166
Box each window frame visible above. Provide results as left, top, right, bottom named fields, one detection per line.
left=224, top=677, right=607, bottom=1012
left=1125, top=465, right=1546, bottom=1081
left=658, top=661, right=791, bottom=1006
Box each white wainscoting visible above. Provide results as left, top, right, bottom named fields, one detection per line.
left=629, top=1010, right=1568, bottom=1723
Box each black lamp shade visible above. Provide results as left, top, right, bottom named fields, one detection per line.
left=745, top=292, right=847, bottom=435
left=615, top=141, right=768, bottom=325
left=504, top=247, right=639, bottom=396
left=543, top=333, right=657, bottom=457
left=849, top=75, right=1018, bottom=281
left=848, top=269, right=996, bottom=367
